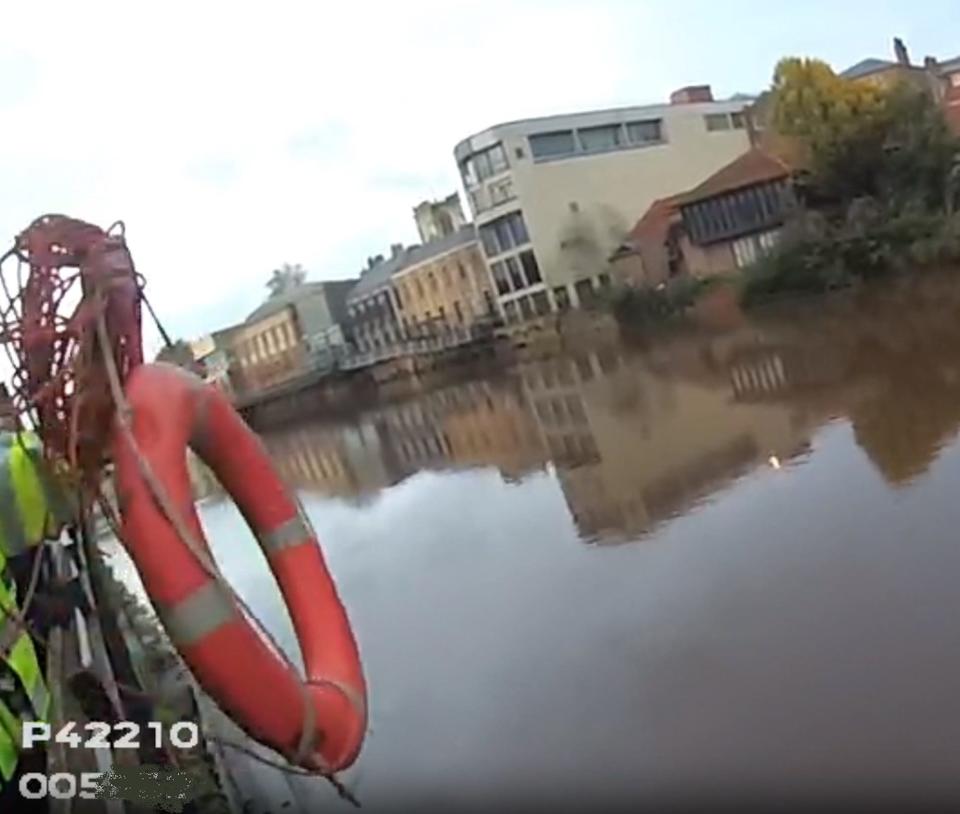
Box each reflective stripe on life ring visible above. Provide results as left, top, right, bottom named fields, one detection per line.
left=112, top=362, right=367, bottom=772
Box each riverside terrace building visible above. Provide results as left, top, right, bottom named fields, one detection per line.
left=346, top=225, right=495, bottom=354
left=453, top=85, right=754, bottom=321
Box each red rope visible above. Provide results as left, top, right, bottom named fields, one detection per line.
left=0, top=214, right=144, bottom=493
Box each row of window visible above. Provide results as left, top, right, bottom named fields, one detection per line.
left=490, top=250, right=542, bottom=295
left=394, top=258, right=481, bottom=309
left=529, top=119, right=664, bottom=161
left=479, top=210, right=530, bottom=257
left=503, top=290, right=551, bottom=322
left=534, top=393, right=588, bottom=427
left=460, top=142, right=509, bottom=188
left=469, top=176, right=516, bottom=215
left=544, top=431, right=600, bottom=467
left=731, top=229, right=780, bottom=269
left=348, top=289, right=395, bottom=320
left=396, top=432, right=450, bottom=463
left=704, top=111, right=747, bottom=132
left=683, top=179, right=792, bottom=245
left=458, top=109, right=748, bottom=190
left=355, top=303, right=491, bottom=352
left=271, top=441, right=345, bottom=483
left=238, top=320, right=298, bottom=367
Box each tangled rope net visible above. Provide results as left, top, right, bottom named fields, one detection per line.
left=0, top=213, right=143, bottom=487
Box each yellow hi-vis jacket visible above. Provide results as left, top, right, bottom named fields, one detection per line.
left=0, top=431, right=69, bottom=783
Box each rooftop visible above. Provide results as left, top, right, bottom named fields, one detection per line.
left=395, top=225, right=477, bottom=277
left=246, top=279, right=356, bottom=322
left=613, top=194, right=685, bottom=258
left=454, top=97, right=753, bottom=161
left=348, top=225, right=478, bottom=299
left=840, top=58, right=898, bottom=80
left=348, top=248, right=419, bottom=300
left=680, top=148, right=791, bottom=206
left=938, top=55, right=960, bottom=74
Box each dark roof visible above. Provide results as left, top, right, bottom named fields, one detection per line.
left=840, top=58, right=896, bottom=80
left=347, top=249, right=418, bottom=300
left=348, top=224, right=478, bottom=301
left=246, top=280, right=356, bottom=322
left=680, top=148, right=791, bottom=206
left=398, top=224, right=476, bottom=272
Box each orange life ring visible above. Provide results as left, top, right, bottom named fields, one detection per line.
left=111, top=362, right=366, bottom=771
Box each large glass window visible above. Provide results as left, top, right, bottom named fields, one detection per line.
left=505, top=256, right=525, bottom=291
left=480, top=210, right=530, bottom=257
left=578, top=124, right=622, bottom=152
left=506, top=211, right=529, bottom=245
left=489, top=178, right=515, bottom=206
left=480, top=225, right=499, bottom=257
left=626, top=119, right=663, bottom=144
left=465, top=143, right=509, bottom=185
left=520, top=250, right=542, bottom=285
left=459, top=157, right=477, bottom=188
left=575, top=278, right=595, bottom=305
left=494, top=219, right=512, bottom=254
left=532, top=291, right=551, bottom=316
left=530, top=130, right=576, bottom=159
left=488, top=144, right=508, bottom=175
left=491, top=261, right=511, bottom=295
left=705, top=113, right=732, bottom=131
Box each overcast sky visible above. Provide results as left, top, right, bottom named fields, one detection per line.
left=1, top=0, right=957, bottom=351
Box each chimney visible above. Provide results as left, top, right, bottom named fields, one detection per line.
left=390, top=242, right=404, bottom=259
left=894, top=37, right=910, bottom=66
left=670, top=85, right=713, bottom=104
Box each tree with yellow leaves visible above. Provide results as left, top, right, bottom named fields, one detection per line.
left=770, top=57, right=892, bottom=203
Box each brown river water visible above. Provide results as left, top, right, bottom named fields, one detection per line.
left=114, top=273, right=960, bottom=809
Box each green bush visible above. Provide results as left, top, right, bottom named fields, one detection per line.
left=611, top=276, right=710, bottom=325
left=741, top=211, right=960, bottom=306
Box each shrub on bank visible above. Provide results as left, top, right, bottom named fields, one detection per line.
left=741, top=211, right=960, bottom=306
left=609, top=276, right=713, bottom=326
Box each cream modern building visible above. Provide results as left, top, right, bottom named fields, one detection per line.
left=453, top=86, right=754, bottom=320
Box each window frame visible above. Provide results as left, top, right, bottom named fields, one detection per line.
left=529, top=129, right=577, bottom=160
left=625, top=118, right=664, bottom=145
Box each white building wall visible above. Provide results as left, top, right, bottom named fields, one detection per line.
left=455, top=99, right=753, bottom=312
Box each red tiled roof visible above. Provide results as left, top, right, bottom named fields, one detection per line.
left=625, top=193, right=685, bottom=245
left=680, top=148, right=791, bottom=206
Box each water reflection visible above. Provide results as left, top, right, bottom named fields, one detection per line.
left=254, top=273, right=960, bottom=546
left=172, top=273, right=960, bottom=807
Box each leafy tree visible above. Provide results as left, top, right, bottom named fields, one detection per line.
left=266, top=263, right=307, bottom=299
left=878, top=82, right=959, bottom=212
left=771, top=57, right=887, bottom=202
left=770, top=57, right=960, bottom=210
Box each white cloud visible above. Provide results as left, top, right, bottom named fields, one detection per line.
left=2, top=0, right=956, bottom=348
left=0, top=0, right=644, bottom=342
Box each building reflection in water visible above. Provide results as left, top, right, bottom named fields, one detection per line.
left=257, top=345, right=811, bottom=545
left=245, top=273, right=960, bottom=545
